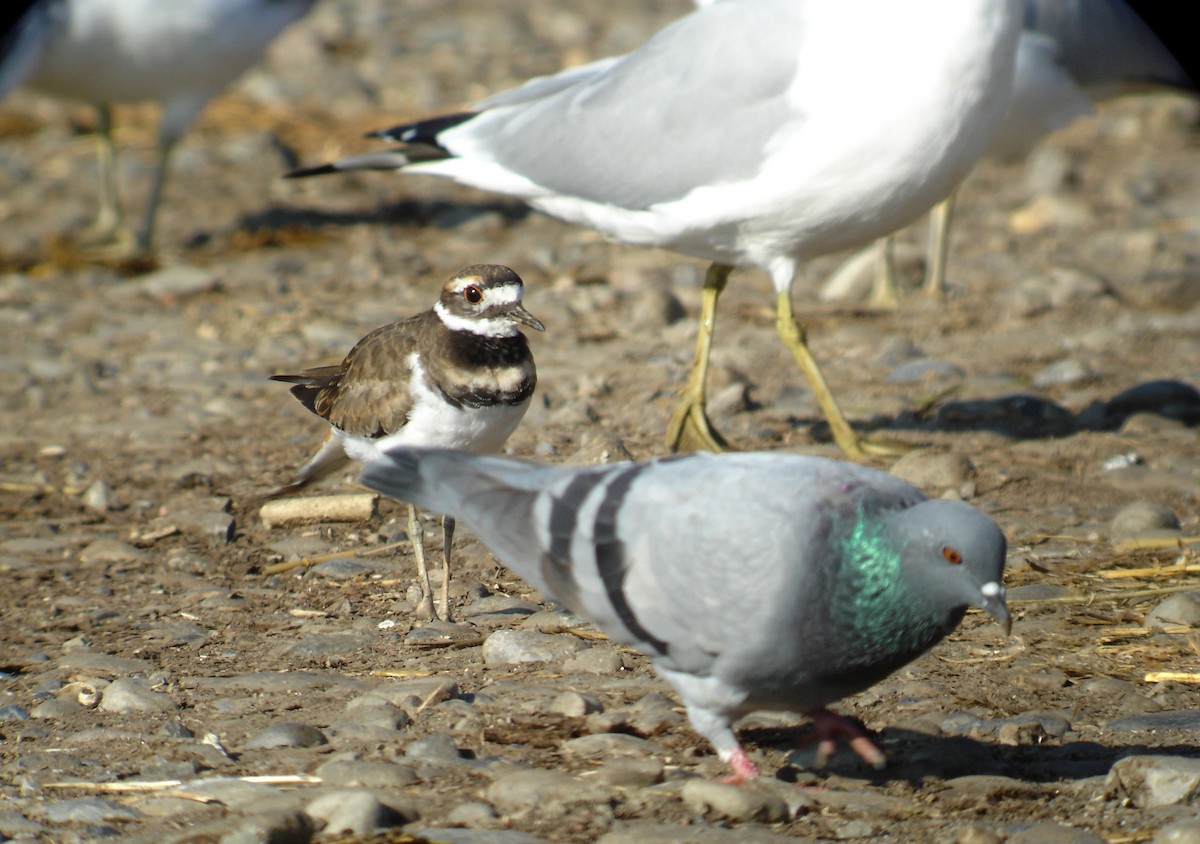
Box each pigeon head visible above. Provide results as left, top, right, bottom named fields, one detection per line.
left=883, top=499, right=1010, bottom=635
left=435, top=264, right=545, bottom=338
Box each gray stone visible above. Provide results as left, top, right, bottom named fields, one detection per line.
left=276, top=631, right=372, bottom=661
left=482, top=629, right=588, bottom=666
left=78, top=537, right=145, bottom=564
left=306, top=790, right=403, bottom=835
left=217, top=809, right=313, bottom=844
left=886, top=359, right=966, bottom=385
left=0, top=704, right=29, bottom=721
left=134, top=266, right=221, bottom=299
left=680, top=779, right=789, bottom=823
left=337, top=700, right=410, bottom=731
left=30, top=697, right=84, bottom=719
left=309, top=558, right=372, bottom=579
left=1106, top=755, right=1200, bottom=807
left=598, top=823, right=802, bottom=843
left=591, top=758, right=665, bottom=788
left=315, top=759, right=420, bottom=789
left=413, top=830, right=550, bottom=844
left=405, top=733, right=465, bottom=763
left=99, top=677, right=178, bottom=713
left=173, top=778, right=288, bottom=811
left=445, top=802, right=500, bottom=825
left=1005, top=824, right=1105, bottom=844
left=56, top=653, right=154, bottom=677
left=1107, top=711, right=1200, bottom=733
left=36, top=798, right=143, bottom=823
left=550, top=691, right=603, bottom=717
left=562, top=647, right=625, bottom=674
left=157, top=496, right=235, bottom=544
left=563, top=733, right=658, bottom=758
left=1032, top=359, right=1095, bottom=389
left=370, top=676, right=459, bottom=711
left=1110, top=502, right=1181, bottom=538
left=82, top=479, right=114, bottom=513
left=0, top=811, right=48, bottom=837
left=244, top=722, right=329, bottom=749
left=1146, top=592, right=1200, bottom=628
left=1154, top=818, right=1200, bottom=844
left=485, top=769, right=610, bottom=813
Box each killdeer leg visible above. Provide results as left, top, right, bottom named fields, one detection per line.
left=665, top=262, right=732, bottom=453
left=439, top=516, right=455, bottom=622
left=408, top=504, right=437, bottom=620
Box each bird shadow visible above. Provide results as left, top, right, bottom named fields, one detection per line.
left=231, top=198, right=532, bottom=237
left=741, top=725, right=1200, bottom=787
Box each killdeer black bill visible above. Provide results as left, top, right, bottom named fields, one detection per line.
left=263, top=264, right=542, bottom=621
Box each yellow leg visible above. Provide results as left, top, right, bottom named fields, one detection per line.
left=923, top=192, right=956, bottom=300
left=408, top=504, right=436, bottom=620
left=867, top=236, right=900, bottom=310
left=775, top=291, right=905, bottom=460
left=665, top=263, right=733, bottom=453
left=439, top=516, right=455, bottom=622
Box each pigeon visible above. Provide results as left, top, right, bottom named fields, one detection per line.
left=263, top=264, right=543, bottom=621
left=866, top=0, right=1195, bottom=307
left=358, top=446, right=1010, bottom=780
left=284, top=0, right=1022, bottom=458
left=1, top=0, right=320, bottom=252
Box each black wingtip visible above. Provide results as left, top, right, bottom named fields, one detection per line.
left=284, top=162, right=339, bottom=179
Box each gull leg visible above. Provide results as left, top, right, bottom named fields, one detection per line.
left=665, top=263, right=733, bottom=453
left=719, top=744, right=763, bottom=785
left=800, top=707, right=887, bottom=770
left=408, top=504, right=436, bottom=620
left=867, top=236, right=900, bottom=310
left=134, top=130, right=179, bottom=254
left=775, top=290, right=905, bottom=459
left=86, top=105, right=133, bottom=248
left=923, top=192, right=957, bottom=300
left=439, top=515, right=455, bottom=622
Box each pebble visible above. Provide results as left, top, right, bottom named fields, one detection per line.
left=1107, top=710, right=1200, bottom=733
left=30, top=698, right=83, bottom=720
left=550, top=691, right=603, bottom=717
left=370, top=676, right=459, bottom=711
left=0, top=704, right=29, bottom=721
left=485, top=769, right=610, bottom=814
left=680, top=780, right=789, bottom=823
left=215, top=809, right=314, bottom=844
left=0, top=811, right=47, bottom=838
left=1145, top=592, right=1200, bottom=628
left=35, top=798, right=143, bottom=824
left=56, top=652, right=154, bottom=677
left=562, top=647, right=625, bottom=674
left=244, top=722, right=329, bottom=749
left=1032, top=358, right=1094, bottom=389
left=889, top=450, right=974, bottom=491
left=482, top=629, right=588, bottom=666
left=306, top=790, right=404, bottom=835
left=1110, top=502, right=1181, bottom=538
left=589, top=758, right=664, bottom=788
left=1154, top=818, right=1200, bottom=844
left=315, top=759, right=420, bottom=789
left=155, top=496, right=235, bottom=544
left=446, top=802, right=500, bottom=825
left=1106, top=755, right=1200, bottom=807
left=405, top=733, right=467, bottom=764
left=99, top=677, right=178, bottom=713
left=1004, top=823, right=1105, bottom=844
left=131, top=266, right=221, bottom=299
left=82, top=479, right=114, bottom=513
left=309, top=558, right=372, bottom=579
left=276, top=631, right=372, bottom=661
left=563, top=733, right=658, bottom=759
left=597, top=823, right=798, bottom=843
left=414, top=829, right=550, bottom=844
left=886, top=358, right=966, bottom=385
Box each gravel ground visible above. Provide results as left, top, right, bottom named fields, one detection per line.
left=2, top=3, right=1200, bottom=842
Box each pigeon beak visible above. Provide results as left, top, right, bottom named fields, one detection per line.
left=979, top=581, right=1011, bottom=636
left=510, top=303, right=545, bottom=332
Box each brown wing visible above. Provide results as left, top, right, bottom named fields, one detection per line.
left=271, top=315, right=425, bottom=438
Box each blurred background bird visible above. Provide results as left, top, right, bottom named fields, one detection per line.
left=0, top=0, right=319, bottom=255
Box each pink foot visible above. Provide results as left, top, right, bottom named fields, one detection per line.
left=718, top=745, right=762, bottom=784
left=801, top=708, right=887, bottom=770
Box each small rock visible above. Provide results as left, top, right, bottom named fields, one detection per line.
left=590, top=758, right=664, bottom=788
left=405, top=733, right=466, bottom=764
left=888, top=450, right=974, bottom=491
left=1110, top=502, right=1181, bottom=539
left=306, top=790, right=404, bottom=835
left=217, top=809, right=314, bottom=844
left=99, top=677, right=177, bottom=713
left=482, top=629, right=588, bottom=666
left=1106, top=755, right=1200, bottom=807
left=1153, top=818, right=1200, bottom=844
left=30, top=698, right=83, bottom=720
left=244, top=722, right=328, bottom=749
left=1145, top=592, right=1200, bottom=628
left=1005, top=823, right=1104, bottom=844
left=550, top=691, right=603, bottom=717
left=562, top=647, right=625, bottom=674
left=485, top=769, right=609, bottom=814
left=78, top=538, right=146, bottom=565
left=1107, top=710, right=1200, bottom=733
left=309, top=557, right=372, bottom=580
left=339, top=699, right=411, bottom=731
left=680, top=780, right=789, bottom=823
left=134, top=266, right=221, bottom=298
left=446, top=802, right=499, bottom=825
left=0, top=704, right=29, bottom=721
left=82, top=480, right=114, bottom=513
left=563, top=733, right=657, bottom=758
left=36, top=798, right=143, bottom=823
left=316, top=759, right=419, bottom=789
left=1032, top=359, right=1094, bottom=389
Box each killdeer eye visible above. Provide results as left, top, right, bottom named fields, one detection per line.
left=463, top=285, right=483, bottom=304
left=942, top=546, right=963, bottom=565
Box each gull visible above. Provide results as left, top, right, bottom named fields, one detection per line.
left=286, top=0, right=1022, bottom=458
left=1, top=0, right=319, bottom=253
left=359, top=446, right=1010, bottom=781
left=866, top=0, right=1195, bottom=308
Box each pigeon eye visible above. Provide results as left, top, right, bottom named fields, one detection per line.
left=464, top=285, right=483, bottom=303
left=942, top=546, right=963, bottom=565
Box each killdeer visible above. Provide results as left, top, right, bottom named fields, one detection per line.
left=264, top=264, right=543, bottom=621
left=3, top=0, right=319, bottom=252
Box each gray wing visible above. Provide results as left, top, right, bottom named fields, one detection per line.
left=442, top=0, right=804, bottom=210
left=0, top=0, right=61, bottom=100
left=476, top=55, right=624, bottom=110
left=1023, top=0, right=1193, bottom=95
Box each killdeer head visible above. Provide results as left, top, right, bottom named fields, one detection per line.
left=434, top=264, right=545, bottom=337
